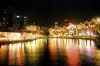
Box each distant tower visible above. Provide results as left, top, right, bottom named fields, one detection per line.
left=55, top=21, right=59, bottom=28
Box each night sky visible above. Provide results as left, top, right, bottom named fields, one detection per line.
left=0, top=0, right=100, bottom=26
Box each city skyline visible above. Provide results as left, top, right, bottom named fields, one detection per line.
left=1, top=0, right=100, bottom=66
left=0, top=0, right=100, bottom=26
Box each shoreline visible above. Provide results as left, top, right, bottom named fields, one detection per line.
left=48, top=37, right=96, bottom=40
left=0, top=37, right=99, bottom=44
left=0, top=39, right=36, bottom=44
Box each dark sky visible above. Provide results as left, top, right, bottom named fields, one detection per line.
left=0, top=0, right=100, bottom=26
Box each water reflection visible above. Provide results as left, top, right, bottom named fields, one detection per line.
left=0, top=39, right=47, bottom=66
left=48, top=38, right=99, bottom=66
left=0, top=38, right=100, bottom=66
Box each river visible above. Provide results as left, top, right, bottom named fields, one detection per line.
left=0, top=38, right=100, bottom=66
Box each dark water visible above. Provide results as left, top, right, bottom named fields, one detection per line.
left=0, top=38, right=100, bottom=66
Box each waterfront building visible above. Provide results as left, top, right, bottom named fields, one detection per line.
left=48, top=17, right=100, bottom=38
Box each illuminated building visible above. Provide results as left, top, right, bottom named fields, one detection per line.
left=48, top=17, right=100, bottom=39
left=0, top=9, right=9, bottom=31
left=24, top=24, right=37, bottom=33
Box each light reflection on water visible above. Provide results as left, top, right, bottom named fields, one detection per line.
left=0, top=38, right=100, bottom=66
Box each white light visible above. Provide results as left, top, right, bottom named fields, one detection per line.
left=79, top=33, right=82, bottom=36
left=16, top=16, right=20, bottom=18
left=87, top=31, right=90, bottom=35
left=24, top=16, right=26, bottom=18
left=97, top=17, right=100, bottom=21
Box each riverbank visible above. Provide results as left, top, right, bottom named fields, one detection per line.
left=0, top=36, right=99, bottom=44
left=0, top=39, right=37, bottom=44
left=49, top=37, right=96, bottom=40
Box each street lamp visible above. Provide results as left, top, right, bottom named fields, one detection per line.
left=16, top=16, right=20, bottom=18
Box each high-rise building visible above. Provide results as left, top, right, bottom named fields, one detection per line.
left=0, top=7, right=14, bottom=31
left=0, top=9, right=9, bottom=31
left=0, top=7, right=30, bottom=31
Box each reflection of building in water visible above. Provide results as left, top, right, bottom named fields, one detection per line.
left=48, top=38, right=97, bottom=66
left=5, top=39, right=46, bottom=65
left=66, top=41, right=80, bottom=66
left=0, top=38, right=100, bottom=65
left=8, top=43, right=24, bottom=65
left=48, top=38, right=96, bottom=50
left=0, top=45, right=8, bottom=64
left=96, top=50, right=100, bottom=66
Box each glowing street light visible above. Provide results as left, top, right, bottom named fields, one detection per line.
left=16, top=16, right=20, bottom=18
left=24, top=16, right=27, bottom=19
